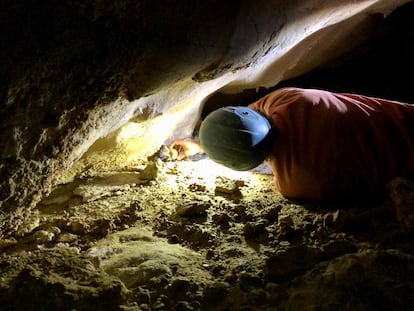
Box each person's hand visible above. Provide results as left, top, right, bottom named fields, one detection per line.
left=168, top=138, right=203, bottom=160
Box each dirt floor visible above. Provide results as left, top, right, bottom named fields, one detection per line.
left=0, top=152, right=413, bottom=311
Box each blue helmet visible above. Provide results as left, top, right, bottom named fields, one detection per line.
left=199, top=106, right=274, bottom=171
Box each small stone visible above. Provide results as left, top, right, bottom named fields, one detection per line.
left=265, top=207, right=280, bottom=222
left=56, top=232, right=78, bottom=243
left=243, top=221, right=267, bottom=238
left=139, top=161, right=159, bottom=180
left=168, top=234, right=180, bottom=244
left=188, top=183, right=206, bottom=192
left=215, top=176, right=245, bottom=194
left=48, top=226, right=62, bottom=235
left=70, top=221, right=87, bottom=234
left=323, top=209, right=346, bottom=230
left=212, top=213, right=231, bottom=224
left=231, top=205, right=250, bottom=222
left=174, top=202, right=209, bottom=218
left=276, top=214, right=298, bottom=240
left=32, top=230, right=55, bottom=243
left=321, top=239, right=358, bottom=260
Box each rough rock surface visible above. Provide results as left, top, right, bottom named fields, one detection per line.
left=0, top=156, right=412, bottom=310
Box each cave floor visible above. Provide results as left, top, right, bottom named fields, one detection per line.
left=0, top=156, right=413, bottom=311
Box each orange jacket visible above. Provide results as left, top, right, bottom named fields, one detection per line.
left=249, top=87, right=414, bottom=201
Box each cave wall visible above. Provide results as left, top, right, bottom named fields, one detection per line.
left=0, top=0, right=411, bottom=234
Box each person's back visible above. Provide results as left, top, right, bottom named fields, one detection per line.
left=250, top=87, right=414, bottom=201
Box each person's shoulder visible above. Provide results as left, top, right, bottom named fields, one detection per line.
left=269, top=87, right=330, bottom=99
left=267, top=87, right=325, bottom=105
left=250, top=87, right=329, bottom=113
left=270, top=87, right=304, bottom=96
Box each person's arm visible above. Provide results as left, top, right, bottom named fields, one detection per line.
left=168, top=138, right=203, bottom=160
